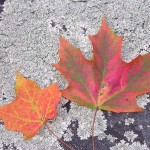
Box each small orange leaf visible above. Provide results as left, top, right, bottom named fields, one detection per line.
left=0, top=72, right=61, bottom=140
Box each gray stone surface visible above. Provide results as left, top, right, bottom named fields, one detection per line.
left=0, top=0, right=150, bottom=149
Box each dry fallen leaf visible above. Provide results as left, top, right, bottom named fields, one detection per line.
left=54, top=17, right=150, bottom=113
left=0, top=73, right=61, bottom=140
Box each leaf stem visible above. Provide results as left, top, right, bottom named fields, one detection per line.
left=92, top=108, right=98, bottom=150
left=45, top=122, right=75, bottom=150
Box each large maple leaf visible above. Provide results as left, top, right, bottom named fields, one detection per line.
left=54, top=17, right=150, bottom=113
left=0, top=73, right=61, bottom=140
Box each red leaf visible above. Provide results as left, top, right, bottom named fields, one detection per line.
left=54, top=17, right=150, bottom=113
left=0, top=73, right=61, bottom=140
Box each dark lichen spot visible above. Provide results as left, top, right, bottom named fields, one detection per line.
left=3, top=97, right=6, bottom=100
left=124, top=29, right=128, bottom=31
left=62, top=101, right=71, bottom=113
left=72, top=0, right=87, bottom=3
left=0, top=0, right=5, bottom=15
left=0, top=0, right=5, bottom=5
left=62, top=25, right=67, bottom=32
left=0, top=121, right=4, bottom=125
left=31, top=11, right=35, bottom=14
left=113, top=17, right=118, bottom=19
left=51, top=20, right=55, bottom=27
left=142, top=21, right=145, bottom=29
left=147, top=94, right=150, bottom=99
left=2, top=143, right=18, bottom=150
left=81, top=27, right=87, bottom=35
left=104, top=2, right=108, bottom=4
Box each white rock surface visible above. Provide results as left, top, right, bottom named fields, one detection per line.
left=0, top=0, right=150, bottom=149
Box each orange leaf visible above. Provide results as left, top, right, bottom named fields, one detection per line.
left=0, top=73, right=61, bottom=140
left=54, top=17, right=150, bottom=113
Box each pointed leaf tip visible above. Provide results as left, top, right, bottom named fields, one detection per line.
left=15, top=71, right=22, bottom=78
left=102, top=16, right=107, bottom=24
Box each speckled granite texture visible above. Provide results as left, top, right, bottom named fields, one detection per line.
left=0, top=0, right=150, bottom=149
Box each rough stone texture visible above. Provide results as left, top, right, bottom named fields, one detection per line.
left=0, top=0, right=150, bottom=150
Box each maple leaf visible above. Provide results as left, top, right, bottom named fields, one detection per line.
left=0, top=73, right=61, bottom=140
left=54, top=17, right=150, bottom=113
